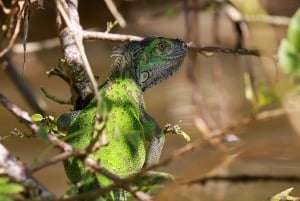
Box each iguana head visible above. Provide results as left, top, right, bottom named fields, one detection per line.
left=112, top=36, right=187, bottom=91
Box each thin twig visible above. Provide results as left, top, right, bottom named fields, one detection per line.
left=85, top=158, right=151, bottom=201
left=0, top=91, right=39, bottom=133
left=82, top=30, right=142, bottom=41
left=132, top=108, right=288, bottom=178
left=181, top=174, right=300, bottom=186
left=0, top=54, right=46, bottom=114
left=188, top=42, right=268, bottom=57
left=0, top=0, right=10, bottom=14
left=30, top=149, right=84, bottom=172
left=10, top=29, right=275, bottom=59
left=41, top=87, right=71, bottom=105
left=0, top=91, right=72, bottom=152
left=104, top=0, right=126, bottom=28
left=12, top=38, right=60, bottom=53
left=0, top=3, right=23, bottom=58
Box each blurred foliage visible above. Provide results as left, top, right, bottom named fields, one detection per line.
left=279, top=8, right=300, bottom=77
left=0, top=177, right=24, bottom=201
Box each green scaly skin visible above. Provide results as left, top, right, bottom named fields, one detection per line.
left=58, top=36, right=187, bottom=200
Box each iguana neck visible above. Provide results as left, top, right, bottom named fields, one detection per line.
left=109, top=66, right=138, bottom=85
left=101, top=58, right=144, bottom=108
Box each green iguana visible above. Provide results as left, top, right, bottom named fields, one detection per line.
left=57, top=36, right=187, bottom=200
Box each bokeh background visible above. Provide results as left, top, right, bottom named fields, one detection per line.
left=1, top=0, right=300, bottom=200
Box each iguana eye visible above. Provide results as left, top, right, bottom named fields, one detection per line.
left=140, top=71, right=149, bottom=83
left=157, top=42, right=167, bottom=50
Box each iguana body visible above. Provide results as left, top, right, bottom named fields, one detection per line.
left=58, top=36, right=187, bottom=200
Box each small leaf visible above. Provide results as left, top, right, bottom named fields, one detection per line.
left=31, top=113, right=44, bottom=122
left=48, top=115, right=55, bottom=122
left=37, top=126, right=49, bottom=143
left=0, top=183, right=24, bottom=194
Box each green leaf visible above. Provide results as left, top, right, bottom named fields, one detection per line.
left=0, top=183, right=24, bottom=194
left=31, top=113, right=44, bottom=122
left=288, top=9, right=300, bottom=51
left=278, top=39, right=300, bottom=75
left=37, top=126, right=49, bottom=143
left=257, top=84, right=278, bottom=107
left=0, top=177, right=24, bottom=196
left=48, top=115, right=55, bottom=122
left=278, top=8, right=300, bottom=78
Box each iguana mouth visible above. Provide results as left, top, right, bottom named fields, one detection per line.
left=165, top=40, right=187, bottom=60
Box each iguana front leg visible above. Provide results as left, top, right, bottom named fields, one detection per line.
left=141, top=112, right=165, bottom=167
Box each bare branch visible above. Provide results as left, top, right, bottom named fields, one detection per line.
left=0, top=2, right=23, bottom=58
left=180, top=174, right=300, bottom=186
left=12, top=38, right=60, bottom=53
left=0, top=55, right=46, bottom=114
left=55, top=0, right=98, bottom=109
left=187, top=42, right=275, bottom=57
left=0, top=0, right=11, bottom=14
left=0, top=91, right=72, bottom=152
left=82, top=30, right=143, bottom=41
left=0, top=142, right=55, bottom=199
left=41, top=87, right=71, bottom=105
left=0, top=91, right=39, bottom=133
left=85, top=158, right=151, bottom=201
left=30, top=149, right=84, bottom=173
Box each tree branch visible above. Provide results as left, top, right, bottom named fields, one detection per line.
left=82, top=30, right=142, bottom=41
left=0, top=91, right=39, bottom=133
left=55, top=0, right=98, bottom=110
left=180, top=174, right=300, bottom=186
left=133, top=108, right=288, bottom=177
left=0, top=142, right=55, bottom=200
left=0, top=54, right=46, bottom=114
